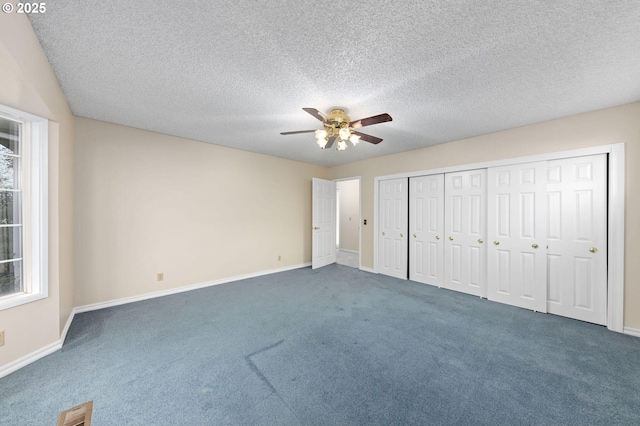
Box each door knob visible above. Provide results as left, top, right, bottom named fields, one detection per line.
left=400, top=233, right=404, bottom=238
left=589, top=247, right=598, bottom=253
left=493, top=241, right=500, bottom=245
left=413, top=234, right=417, bottom=238
left=532, top=244, right=539, bottom=249
left=381, top=232, right=385, bottom=236
left=449, top=236, right=453, bottom=241
left=435, top=235, right=440, bottom=240
left=478, top=239, right=483, bottom=244
left=312, top=226, right=320, bottom=230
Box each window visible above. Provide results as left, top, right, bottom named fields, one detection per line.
left=0, top=116, right=22, bottom=297
left=0, top=105, right=48, bottom=311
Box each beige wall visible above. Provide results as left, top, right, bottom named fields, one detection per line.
left=0, top=13, right=74, bottom=366
left=74, top=117, right=328, bottom=306
left=337, top=179, right=360, bottom=252
left=329, top=102, right=640, bottom=329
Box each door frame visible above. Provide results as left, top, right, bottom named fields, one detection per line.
left=373, top=143, right=625, bottom=333
left=334, top=176, right=362, bottom=270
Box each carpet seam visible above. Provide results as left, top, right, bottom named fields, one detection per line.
left=245, top=339, right=303, bottom=423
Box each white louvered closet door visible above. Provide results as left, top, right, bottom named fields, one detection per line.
left=443, top=169, right=487, bottom=297
left=378, top=178, right=409, bottom=279
left=487, top=162, right=547, bottom=312
left=409, top=175, right=444, bottom=287
left=547, top=154, right=608, bottom=325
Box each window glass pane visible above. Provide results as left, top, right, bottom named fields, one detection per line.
left=0, top=226, right=21, bottom=261
left=0, top=191, right=20, bottom=225
left=0, top=156, right=17, bottom=189
left=0, top=117, right=19, bottom=155
left=0, top=260, right=22, bottom=297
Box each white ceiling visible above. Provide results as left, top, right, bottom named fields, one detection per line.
left=28, top=1, right=640, bottom=167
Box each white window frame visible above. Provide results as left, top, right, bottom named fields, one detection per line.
left=0, top=104, right=48, bottom=311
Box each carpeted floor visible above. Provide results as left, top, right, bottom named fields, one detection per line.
left=1, top=265, right=639, bottom=425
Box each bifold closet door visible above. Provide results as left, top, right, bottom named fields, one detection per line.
left=487, top=162, right=547, bottom=312
left=378, top=178, right=408, bottom=279
left=409, top=175, right=444, bottom=286
left=443, top=169, right=487, bottom=297
left=547, top=154, right=608, bottom=325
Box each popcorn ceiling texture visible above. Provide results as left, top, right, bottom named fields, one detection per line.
left=28, top=0, right=640, bottom=166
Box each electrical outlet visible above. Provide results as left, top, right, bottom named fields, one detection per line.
left=0, top=330, right=4, bottom=347
left=278, top=255, right=282, bottom=261
left=157, top=273, right=164, bottom=281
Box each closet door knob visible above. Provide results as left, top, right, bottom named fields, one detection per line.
left=435, top=236, right=440, bottom=240
left=381, top=232, right=385, bottom=236
left=449, top=236, right=454, bottom=241
left=400, top=233, right=404, bottom=238
left=313, top=226, right=320, bottom=230
left=589, top=247, right=598, bottom=253
left=493, top=241, right=500, bottom=246
left=478, top=239, right=483, bottom=244
left=413, top=234, right=417, bottom=238
left=532, top=244, right=539, bottom=249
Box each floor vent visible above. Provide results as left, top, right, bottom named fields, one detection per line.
left=57, top=401, right=93, bottom=426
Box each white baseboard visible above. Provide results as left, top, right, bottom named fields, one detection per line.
left=359, top=266, right=375, bottom=274
left=74, top=263, right=311, bottom=314
left=0, top=340, right=62, bottom=379
left=337, top=249, right=359, bottom=254
left=623, top=327, right=640, bottom=338
left=60, top=308, right=76, bottom=345
left=1, top=262, right=311, bottom=378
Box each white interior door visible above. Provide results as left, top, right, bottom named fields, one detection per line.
left=312, top=178, right=336, bottom=269
left=488, top=162, right=547, bottom=312
left=443, top=169, right=487, bottom=297
left=409, top=175, right=444, bottom=286
left=378, top=178, right=408, bottom=279
left=547, top=154, right=608, bottom=325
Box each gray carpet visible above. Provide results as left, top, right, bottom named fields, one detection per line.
left=1, top=265, right=639, bottom=425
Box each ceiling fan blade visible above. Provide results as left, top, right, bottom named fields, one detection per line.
left=353, top=131, right=383, bottom=144
left=302, top=107, right=326, bottom=122
left=325, top=136, right=337, bottom=149
left=350, top=113, right=392, bottom=129
left=280, top=130, right=317, bottom=135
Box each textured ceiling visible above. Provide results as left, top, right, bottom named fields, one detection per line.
left=28, top=1, right=640, bottom=167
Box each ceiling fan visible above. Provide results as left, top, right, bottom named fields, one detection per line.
left=281, top=108, right=393, bottom=150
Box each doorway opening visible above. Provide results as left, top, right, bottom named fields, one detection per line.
left=335, top=178, right=361, bottom=269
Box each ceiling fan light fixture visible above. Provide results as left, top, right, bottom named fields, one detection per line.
left=281, top=108, right=392, bottom=152
left=317, top=137, right=328, bottom=149
left=315, top=129, right=328, bottom=139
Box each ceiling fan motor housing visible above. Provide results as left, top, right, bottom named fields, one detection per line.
left=326, top=108, right=351, bottom=124
left=324, top=109, right=351, bottom=136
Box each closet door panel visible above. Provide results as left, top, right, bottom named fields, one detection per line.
left=443, top=169, right=487, bottom=297
left=488, top=162, right=547, bottom=312
left=409, top=175, right=444, bottom=286
left=379, top=178, right=409, bottom=279
left=546, top=154, right=607, bottom=325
